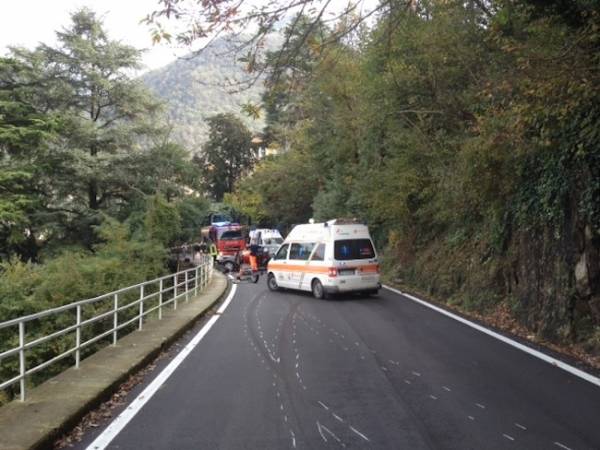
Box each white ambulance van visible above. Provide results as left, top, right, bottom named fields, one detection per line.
left=248, top=228, right=284, bottom=257
left=266, top=219, right=381, bottom=298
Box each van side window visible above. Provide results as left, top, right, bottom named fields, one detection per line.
left=289, top=243, right=315, bottom=260
left=274, top=244, right=289, bottom=260
left=311, top=243, right=325, bottom=261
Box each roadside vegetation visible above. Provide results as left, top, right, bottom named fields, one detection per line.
left=226, top=1, right=600, bottom=358
left=0, top=9, right=213, bottom=401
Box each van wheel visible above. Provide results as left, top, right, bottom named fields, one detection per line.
left=312, top=279, right=327, bottom=299
left=267, top=273, right=279, bottom=291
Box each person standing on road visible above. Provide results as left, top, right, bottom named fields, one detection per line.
left=248, top=239, right=260, bottom=272
left=209, top=240, right=218, bottom=262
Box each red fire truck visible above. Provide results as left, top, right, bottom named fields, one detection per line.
left=201, top=222, right=247, bottom=271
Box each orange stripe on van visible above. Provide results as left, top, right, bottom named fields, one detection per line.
left=358, top=264, right=379, bottom=273
left=267, top=263, right=329, bottom=273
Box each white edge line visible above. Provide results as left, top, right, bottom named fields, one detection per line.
left=86, top=284, right=238, bottom=450
left=383, top=285, right=600, bottom=388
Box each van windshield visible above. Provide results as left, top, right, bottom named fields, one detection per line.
left=334, top=239, right=375, bottom=260
left=264, top=237, right=283, bottom=245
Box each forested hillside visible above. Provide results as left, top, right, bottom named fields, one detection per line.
left=226, top=1, right=600, bottom=357
left=141, top=38, right=271, bottom=151
left=1, top=0, right=599, bottom=379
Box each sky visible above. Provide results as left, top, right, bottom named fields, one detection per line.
left=0, top=0, right=378, bottom=73
left=0, top=0, right=185, bottom=73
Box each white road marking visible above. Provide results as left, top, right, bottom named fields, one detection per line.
left=442, top=386, right=451, bottom=392
left=318, top=401, right=329, bottom=410
left=349, top=426, right=370, bottom=442
left=404, top=379, right=412, bottom=384
left=316, top=421, right=328, bottom=442
left=412, top=371, right=421, bottom=377
left=468, top=416, right=475, bottom=421
left=429, top=395, right=438, bottom=400
left=384, top=285, right=600, bottom=388
left=381, top=366, right=388, bottom=371
left=320, top=423, right=345, bottom=447
left=86, top=284, right=238, bottom=450
left=503, top=434, right=515, bottom=441
left=284, top=415, right=288, bottom=422
left=475, top=403, right=486, bottom=409
left=280, top=403, right=284, bottom=411
left=333, top=413, right=344, bottom=423
left=553, top=442, right=573, bottom=450
left=515, top=423, right=527, bottom=431
left=290, top=429, right=296, bottom=448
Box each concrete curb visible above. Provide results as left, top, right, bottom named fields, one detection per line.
left=0, top=272, right=229, bottom=450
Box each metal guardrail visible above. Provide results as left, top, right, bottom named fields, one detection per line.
left=0, top=257, right=214, bottom=401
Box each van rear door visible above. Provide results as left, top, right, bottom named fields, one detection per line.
left=333, top=239, right=379, bottom=285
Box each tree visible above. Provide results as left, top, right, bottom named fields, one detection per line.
left=0, top=9, right=189, bottom=257
left=195, top=113, right=255, bottom=201
left=0, top=56, right=63, bottom=260
left=35, top=9, right=161, bottom=212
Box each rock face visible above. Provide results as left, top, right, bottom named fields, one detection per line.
left=510, top=216, right=600, bottom=341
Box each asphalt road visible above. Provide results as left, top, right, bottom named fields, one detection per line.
left=78, top=282, right=600, bottom=450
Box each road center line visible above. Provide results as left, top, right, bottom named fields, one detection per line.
left=86, top=284, right=238, bottom=450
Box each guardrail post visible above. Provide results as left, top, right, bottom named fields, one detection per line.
left=185, top=271, right=189, bottom=302
left=194, top=266, right=199, bottom=296
left=158, top=279, right=163, bottom=320
left=18, top=321, right=25, bottom=401
left=139, top=284, right=144, bottom=330
left=75, top=305, right=81, bottom=368
left=173, top=274, right=177, bottom=310
left=113, top=293, right=118, bottom=345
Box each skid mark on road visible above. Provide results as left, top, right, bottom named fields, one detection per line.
left=315, top=400, right=371, bottom=446
left=242, top=291, right=297, bottom=448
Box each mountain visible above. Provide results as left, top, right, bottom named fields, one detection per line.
left=142, top=38, right=272, bottom=152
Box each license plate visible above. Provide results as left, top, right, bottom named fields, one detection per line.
left=361, top=275, right=376, bottom=281
left=339, top=269, right=355, bottom=276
